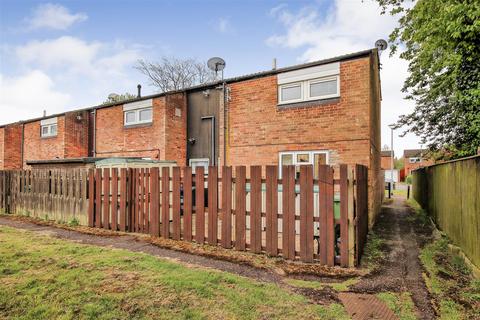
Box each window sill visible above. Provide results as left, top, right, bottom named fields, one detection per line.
left=277, top=97, right=340, bottom=110
left=41, top=135, right=58, bottom=139
left=124, top=122, right=153, bottom=129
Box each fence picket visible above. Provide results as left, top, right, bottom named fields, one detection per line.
left=183, top=167, right=193, bottom=241
left=103, top=168, right=110, bottom=230
left=172, top=167, right=181, bottom=240
left=250, top=166, right=262, bottom=253
left=300, top=165, right=314, bottom=262
left=282, top=165, right=295, bottom=259
left=235, top=166, right=246, bottom=251
left=161, top=167, right=169, bottom=238
left=221, top=166, right=232, bottom=248
left=340, top=164, right=349, bottom=267
left=208, top=166, right=218, bottom=245
left=195, top=167, right=205, bottom=244
left=150, top=168, right=160, bottom=236
left=111, top=168, right=118, bottom=231
left=95, top=169, right=102, bottom=228
left=266, top=165, right=278, bottom=256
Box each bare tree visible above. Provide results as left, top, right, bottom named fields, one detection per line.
left=135, top=57, right=217, bottom=93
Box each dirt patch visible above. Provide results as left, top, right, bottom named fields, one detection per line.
left=292, top=286, right=340, bottom=305
left=349, top=197, right=436, bottom=319
left=339, top=292, right=398, bottom=320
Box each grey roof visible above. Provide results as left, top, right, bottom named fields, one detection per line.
left=404, top=149, right=427, bottom=158
left=1, top=48, right=377, bottom=128
left=381, top=150, right=394, bottom=157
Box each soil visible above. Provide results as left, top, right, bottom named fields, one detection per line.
left=349, top=196, right=436, bottom=320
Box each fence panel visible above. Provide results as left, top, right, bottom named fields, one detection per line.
left=0, top=163, right=368, bottom=267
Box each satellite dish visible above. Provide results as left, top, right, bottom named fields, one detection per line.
left=207, top=57, right=226, bottom=74
left=375, top=39, right=388, bottom=52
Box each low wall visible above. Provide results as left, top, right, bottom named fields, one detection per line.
left=413, top=155, right=480, bottom=269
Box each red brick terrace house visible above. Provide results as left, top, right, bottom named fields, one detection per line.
left=403, top=149, right=433, bottom=176
left=0, top=48, right=383, bottom=224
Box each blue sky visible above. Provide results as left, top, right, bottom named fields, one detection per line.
left=0, top=0, right=421, bottom=156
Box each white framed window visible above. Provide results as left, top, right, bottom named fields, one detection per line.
left=278, top=150, right=329, bottom=178
left=40, top=117, right=58, bottom=137
left=189, top=158, right=209, bottom=174
left=277, top=62, right=340, bottom=105
left=124, top=107, right=153, bottom=126
left=409, top=157, right=421, bottom=163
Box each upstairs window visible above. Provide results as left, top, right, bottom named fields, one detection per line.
left=40, top=117, right=58, bottom=138
left=278, top=62, right=340, bottom=105
left=409, top=157, right=421, bottom=163
left=123, top=99, right=153, bottom=126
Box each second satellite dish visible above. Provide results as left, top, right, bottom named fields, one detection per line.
left=207, top=57, right=226, bottom=74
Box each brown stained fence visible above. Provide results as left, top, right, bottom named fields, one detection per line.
left=85, top=164, right=369, bottom=266
left=0, top=164, right=368, bottom=266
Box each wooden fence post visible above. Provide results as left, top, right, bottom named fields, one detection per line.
left=150, top=167, right=159, bottom=236
left=340, top=164, right=349, bottom=267
left=195, top=166, right=205, bottom=244
left=250, top=166, right=262, bottom=253
left=300, top=165, right=314, bottom=262
left=208, top=166, right=218, bottom=245
left=282, top=165, right=296, bottom=260
left=183, top=167, right=193, bottom=241
left=235, top=166, right=246, bottom=251
left=88, top=169, right=95, bottom=227
left=221, top=166, right=232, bottom=249
left=265, top=165, right=278, bottom=256
left=172, top=167, right=181, bottom=240
left=161, top=167, right=169, bottom=238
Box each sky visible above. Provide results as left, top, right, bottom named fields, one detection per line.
left=0, top=0, right=421, bottom=157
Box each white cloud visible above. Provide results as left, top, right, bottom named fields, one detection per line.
left=26, top=3, right=87, bottom=30
left=267, top=0, right=421, bottom=157
left=15, top=36, right=141, bottom=78
left=0, top=36, right=149, bottom=124
left=0, top=71, right=71, bottom=124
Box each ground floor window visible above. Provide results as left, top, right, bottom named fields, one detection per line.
left=278, top=150, right=329, bottom=178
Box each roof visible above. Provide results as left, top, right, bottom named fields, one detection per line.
left=403, top=149, right=427, bottom=158
left=381, top=150, right=394, bottom=157
left=1, top=48, right=377, bottom=128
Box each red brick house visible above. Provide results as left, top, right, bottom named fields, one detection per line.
left=0, top=48, right=383, bottom=223
left=381, top=150, right=393, bottom=170
left=403, top=149, right=433, bottom=176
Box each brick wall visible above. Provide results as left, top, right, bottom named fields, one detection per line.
left=95, top=94, right=187, bottom=165
left=381, top=155, right=392, bottom=170
left=225, top=54, right=382, bottom=225
left=164, top=93, right=187, bottom=166
left=23, top=117, right=65, bottom=168
left=3, top=124, right=23, bottom=169
left=95, top=98, right=164, bottom=160
left=0, top=128, right=3, bottom=170
left=64, top=110, right=90, bottom=158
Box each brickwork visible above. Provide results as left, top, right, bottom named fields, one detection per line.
left=94, top=98, right=165, bottom=160
left=0, top=128, right=4, bottom=170
left=225, top=55, right=382, bottom=225
left=64, top=110, right=90, bottom=158
left=2, top=124, right=23, bottom=169
left=163, top=93, right=187, bottom=166
left=23, top=117, right=65, bottom=168
left=381, top=155, right=392, bottom=170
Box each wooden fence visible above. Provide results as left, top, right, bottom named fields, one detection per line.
left=413, top=155, right=480, bottom=269
left=0, top=164, right=368, bottom=267
left=0, top=169, right=89, bottom=225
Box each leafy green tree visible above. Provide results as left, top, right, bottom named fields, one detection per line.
left=377, top=0, right=480, bottom=159
left=103, top=92, right=137, bottom=105
left=394, top=157, right=404, bottom=170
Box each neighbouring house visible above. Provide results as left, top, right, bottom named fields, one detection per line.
left=381, top=150, right=393, bottom=170
left=403, top=149, right=433, bottom=176
left=0, top=48, right=383, bottom=224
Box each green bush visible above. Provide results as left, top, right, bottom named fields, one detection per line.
left=405, top=175, right=413, bottom=185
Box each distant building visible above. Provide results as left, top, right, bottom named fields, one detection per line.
left=403, top=149, right=433, bottom=176
left=381, top=150, right=393, bottom=170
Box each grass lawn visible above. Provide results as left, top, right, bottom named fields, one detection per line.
left=0, top=226, right=348, bottom=320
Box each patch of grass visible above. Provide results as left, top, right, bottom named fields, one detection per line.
left=68, top=218, right=80, bottom=227
left=285, top=277, right=359, bottom=292
left=406, top=198, right=430, bottom=226
left=0, top=226, right=349, bottom=320
left=420, top=236, right=480, bottom=319
left=377, top=292, right=417, bottom=320
left=360, top=231, right=385, bottom=270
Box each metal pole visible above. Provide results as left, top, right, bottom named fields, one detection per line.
left=390, top=127, right=394, bottom=192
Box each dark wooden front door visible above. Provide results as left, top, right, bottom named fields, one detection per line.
left=187, top=89, right=220, bottom=166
